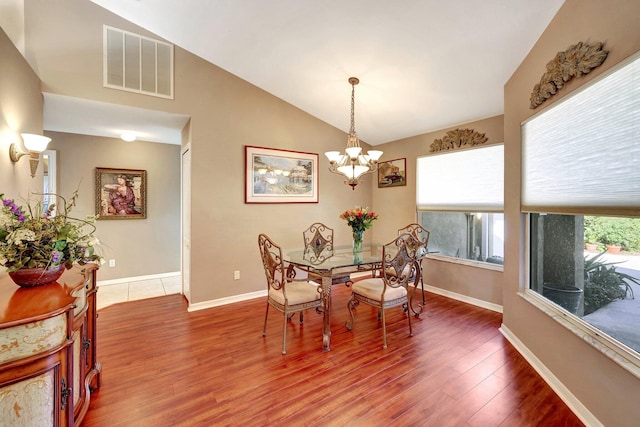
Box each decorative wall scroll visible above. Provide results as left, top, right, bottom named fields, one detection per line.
left=529, top=41, right=608, bottom=109
left=429, top=128, right=488, bottom=153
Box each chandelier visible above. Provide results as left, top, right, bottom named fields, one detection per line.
left=325, top=77, right=383, bottom=190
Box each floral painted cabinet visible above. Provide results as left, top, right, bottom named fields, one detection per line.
left=0, top=265, right=100, bottom=426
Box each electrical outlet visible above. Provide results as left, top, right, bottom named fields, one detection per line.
left=234, top=270, right=240, bottom=280
left=109, top=259, right=116, bottom=267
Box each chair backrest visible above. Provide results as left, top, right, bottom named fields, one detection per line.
left=303, top=222, right=334, bottom=249
left=381, top=233, right=420, bottom=289
left=303, top=223, right=334, bottom=263
left=258, top=233, right=286, bottom=291
left=398, top=223, right=430, bottom=259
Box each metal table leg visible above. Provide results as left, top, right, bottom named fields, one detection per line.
left=321, top=273, right=333, bottom=351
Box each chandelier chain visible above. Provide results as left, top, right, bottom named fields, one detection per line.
left=350, top=81, right=356, bottom=134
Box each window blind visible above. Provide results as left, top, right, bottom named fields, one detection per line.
left=522, top=53, right=640, bottom=216
left=416, top=144, right=504, bottom=212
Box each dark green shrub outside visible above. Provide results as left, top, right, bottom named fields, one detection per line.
left=584, top=217, right=640, bottom=253
left=584, top=252, right=639, bottom=315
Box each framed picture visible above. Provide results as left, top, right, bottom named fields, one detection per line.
left=245, top=145, right=319, bottom=203
left=378, top=158, right=407, bottom=188
left=95, top=168, right=147, bottom=219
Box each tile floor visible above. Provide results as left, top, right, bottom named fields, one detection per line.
left=96, top=275, right=182, bottom=310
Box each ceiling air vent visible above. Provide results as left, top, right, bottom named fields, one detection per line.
left=103, top=25, right=174, bottom=99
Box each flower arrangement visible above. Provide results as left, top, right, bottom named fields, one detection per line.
left=0, top=190, right=101, bottom=273
left=340, top=206, right=379, bottom=233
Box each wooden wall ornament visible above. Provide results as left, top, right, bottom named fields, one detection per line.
left=529, top=41, right=609, bottom=109
left=429, top=128, right=488, bottom=152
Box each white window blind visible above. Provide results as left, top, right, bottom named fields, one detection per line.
left=416, top=144, right=504, bottom=212
left=522, top=53, right=640, bottom=215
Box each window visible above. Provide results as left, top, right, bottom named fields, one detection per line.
left=523, top=52, right=640, bottom=365
left=416, top=144, right=504, bottom=267
left=419, top=212, right=504, bottom=264
left=529, top=213, right=640, bottom=354
left=103, top=26, right=174, bottom=99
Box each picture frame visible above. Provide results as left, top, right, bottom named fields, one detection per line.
left=378, top=158, right=407, bottom=188
left=95, top=168, right=147, bottom=219
left=245, top=145, right=319, bottom=203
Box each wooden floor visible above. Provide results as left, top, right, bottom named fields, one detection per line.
left=82, top=283, right=583, bottom=427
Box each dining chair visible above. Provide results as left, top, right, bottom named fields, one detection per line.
left=345, top=233, right=420, bottom=348
left=259, top=233, right=323, bottom=354
left=301, top=222, right=351, bottom=285
left=397, top=223, right=430, bottom=315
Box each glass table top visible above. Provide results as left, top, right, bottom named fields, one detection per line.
left=283, top=243, right=384, bottom=271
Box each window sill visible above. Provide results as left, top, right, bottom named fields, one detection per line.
left=425, top=253, right=504, bottom=272
left=521, top=289, right=640, bottom=379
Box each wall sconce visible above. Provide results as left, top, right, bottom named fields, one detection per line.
left=9, top=133, right=52, bottom=178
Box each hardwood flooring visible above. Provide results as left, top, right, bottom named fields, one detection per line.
left=82, top=283, right=583, bottom=427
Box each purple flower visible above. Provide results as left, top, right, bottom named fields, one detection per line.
left=52, top=250, right=61, bottom=263
left=2, top=199, right=12, bottom=206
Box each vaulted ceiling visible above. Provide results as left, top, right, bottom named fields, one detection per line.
left=50, top=0, right=564, bottom=145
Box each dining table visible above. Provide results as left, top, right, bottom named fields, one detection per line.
left=283, top=242, right=424, bottom=351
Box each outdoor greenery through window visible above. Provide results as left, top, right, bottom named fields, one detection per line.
left=529, top=214, right=640, bottom=353
left=419, top=212, right=504, bottom=265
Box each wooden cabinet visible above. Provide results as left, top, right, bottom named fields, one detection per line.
left=0, top=265, right=101, bottom=426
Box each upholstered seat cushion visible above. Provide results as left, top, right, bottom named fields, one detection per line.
left=269, top=281, right=321, bottom=305
left=352, top=278, right=407, bottom=301
left=383, top=264, right=412, bottom=279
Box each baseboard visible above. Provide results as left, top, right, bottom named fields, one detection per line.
left=499, top=324, right=603, bottom=427
left=423, top=283, right=503, bottom=313
left=97, top=271, right=181, bottom=287
left=186, top=278, right=501, bottom=314
left=187, top=290, right=267, bottom=312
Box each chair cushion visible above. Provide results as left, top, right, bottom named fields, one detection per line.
left=269, top=281, right=321, bottom=305
left=352, top=278, right=407, bottom=302
left=383, top=264, right=412, bottom=279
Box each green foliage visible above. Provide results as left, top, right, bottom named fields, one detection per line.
left=584, top=217, right=640, bottom=252
left=584, top=252, right=638, bottom=315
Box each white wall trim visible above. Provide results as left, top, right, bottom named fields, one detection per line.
left=97, top=271, right=180, bottom=286
left=187, top=290, right=267, bottom=312
left=425, top=253, right=504, bottom=272
left=499, top=324, right=603, bottom=427
left=521, top=289, right=640, bottom=379
left=424, top=283, right=503, bottom=313
left=186, top=271, right=374, bottom=312
left=177, top=273, right=500, bottom=316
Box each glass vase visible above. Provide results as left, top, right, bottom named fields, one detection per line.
left=352, top=230, right=364, bottom=263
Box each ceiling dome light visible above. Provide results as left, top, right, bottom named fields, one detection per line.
left=120, top=132, right=136, bottom=142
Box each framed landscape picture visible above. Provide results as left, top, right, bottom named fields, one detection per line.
left=378, top=158, right=407, bottom=188
left=245, top=145, right=319, bottom=203
left=95, top=168, right=147, bottom=219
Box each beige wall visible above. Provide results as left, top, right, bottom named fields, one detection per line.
left=21, top=0, right=375, bottom=303
left=44, top=131, right=181, bottom=281
left=0, top=26, right=45, bottom=279
left=373, top=115, right=504, bottom=305
left=503, top=1, right=640, bottom=425
left=8, top=1, right=640, bottom=423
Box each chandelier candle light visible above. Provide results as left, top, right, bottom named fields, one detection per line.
left=325, top=77, right=383, bottom=190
